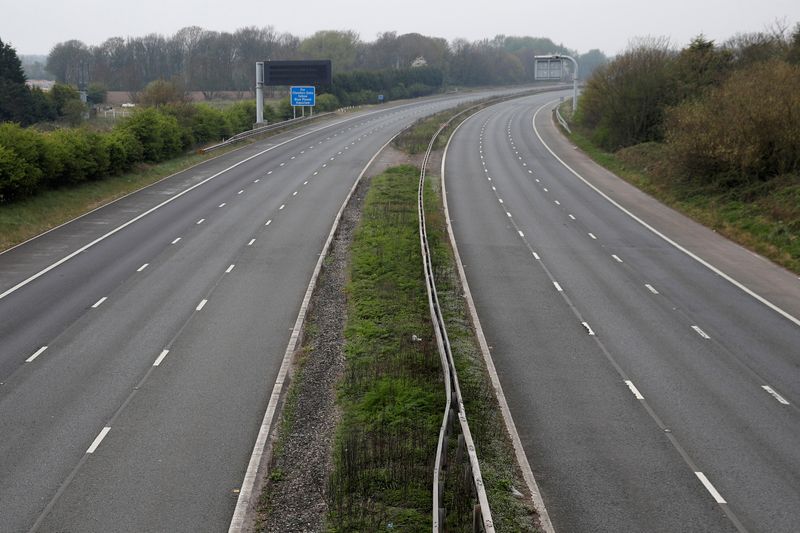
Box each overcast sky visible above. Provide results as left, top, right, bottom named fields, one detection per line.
left=2, top=0, right=799, bottom=56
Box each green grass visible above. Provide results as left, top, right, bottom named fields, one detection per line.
left=561, top=104, right=800, bottom=275
left=327, top=165, right=444, bottom=532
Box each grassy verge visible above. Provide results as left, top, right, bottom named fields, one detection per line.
left=327, top=165, right=444, bottom=531
left=0, top=147, right=243, bottom=252
left=559, top=104, right=800, bottom=274
left=0, top=111, right=338, bottom=253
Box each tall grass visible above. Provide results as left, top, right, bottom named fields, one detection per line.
left=327, top=165, right=445, bottom=531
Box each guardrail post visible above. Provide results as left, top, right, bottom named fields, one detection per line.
left=473, top=504, right=483, bottom=533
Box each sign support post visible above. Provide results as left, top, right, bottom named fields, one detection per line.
left=534, top=54, right=580, bottom=112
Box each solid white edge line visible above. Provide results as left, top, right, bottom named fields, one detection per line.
left=228, top=131, right=405, bottom=533
left=86, top=427, right=111, bottom=454
left=761, top=385, right=790, bottom=405
left=26, top=346, right=48, bottom=363
left=692, top=325, right=710, bottom=339
left=0, top=102, right=424, bottom=302
left=695, top=472, right=727, bottom=504
left=91, top=297, right=107, bottom=308
left=440, top=109, right=555, bottom=533
left=153, top=349, right=169, bottom=367
left=624, top=380, right=645, bottom=400
left=196, top=299, right=207, bottom=311
left=533, top=99, right=800, bottom=329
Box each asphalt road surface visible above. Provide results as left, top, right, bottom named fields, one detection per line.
left=444, top=92, right=800, bottom=532
left=0, top=88, right=542, bottom=533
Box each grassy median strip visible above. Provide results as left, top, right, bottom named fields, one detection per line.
left=327, top=165, right=444, bottom=530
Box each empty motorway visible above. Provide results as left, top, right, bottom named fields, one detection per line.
left=444, top=92, right=800, bottom=532
left=0, top=88, right=538, bottom=532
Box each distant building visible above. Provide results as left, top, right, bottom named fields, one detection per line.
left=411, top=56, right=428, bottom=68
left=26, top=80, right=55, bottom=91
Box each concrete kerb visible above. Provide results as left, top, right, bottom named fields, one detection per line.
left=227, top=132, right=405, bottom=533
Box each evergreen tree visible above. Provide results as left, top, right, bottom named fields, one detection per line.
left=0, top=38, right=35, bottom=124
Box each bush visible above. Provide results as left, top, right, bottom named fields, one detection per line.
left=47, top=129, right=109, bottom=184
left=189, top=104, right=232, bottom=144
left=577, top=38, right=676, bottom=150
left=120, top=108, right=183, bottom=162
left=666, top=59, right=800, bottom=181
left=315, top=93, right=340, bottom=112
left=103, top=129, right=143, bottom=173
left=0, top=144, right=39, bottom=202
left=0, top=123, right=47, bottom=183
left=139, top=79, right=188, bottom=108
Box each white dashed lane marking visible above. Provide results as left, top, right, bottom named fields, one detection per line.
left=91, top=297, right=107, bottom=308
left=762, top=385, right=790, bottom=405
left=625, top=380, right=645, bottom=400
left=695, top=472, right=727, bottom=504
left=196, top=299, right=208, bottom=311
left=26, top=346, right=47, bottom=363
left=153, top=349, right=169, bottom=367
left=86, top=427, right=111, bottom=454
left=692, top=325, right=711, bottom=339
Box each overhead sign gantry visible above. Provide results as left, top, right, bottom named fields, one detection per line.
left=255, top=60, right=332, bottom=124
left=534, top=54, right=580, bottom=112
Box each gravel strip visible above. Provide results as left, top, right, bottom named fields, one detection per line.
left=256, top=177, right=369, bottom=532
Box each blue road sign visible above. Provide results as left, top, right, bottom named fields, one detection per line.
left=290, top=86, right=316, bottom=106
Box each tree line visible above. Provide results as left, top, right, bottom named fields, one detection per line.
left=40, top=27, right=606, bottom=92
left=577, top=22, right=800, bottom=184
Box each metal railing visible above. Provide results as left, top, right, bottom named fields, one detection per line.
left=418, top=105, right=495, bottom=533
left=200, top=111, right=336, bottom=153
left=555, top=104, right=572, bottom=133
left=418, top=85, right=569, bottom=531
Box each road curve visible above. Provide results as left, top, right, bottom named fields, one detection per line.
left=0, top=88, right=545, bottom=532
left=444, top=92, right=800, bottom=532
